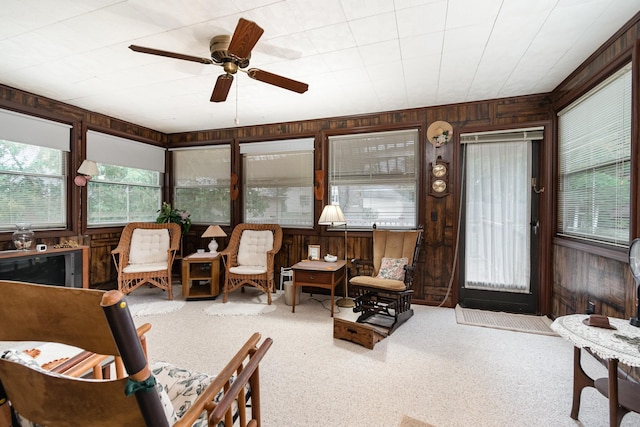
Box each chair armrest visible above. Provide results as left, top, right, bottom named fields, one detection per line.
left=173, top=333, right=272, bottom=427
left=51, top=323, right=152, bottom=380
left=402, top=264, right=417, bottom=289
left=351, top=258, right=373, bottom=276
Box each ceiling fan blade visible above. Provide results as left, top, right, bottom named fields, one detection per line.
left=247, top=68, right=309, bottom=94
left=129, top=45, right=213, bottom=64
left=227, top=18, right=264, bottom=60
left=210, top=74, right=234, bottom=102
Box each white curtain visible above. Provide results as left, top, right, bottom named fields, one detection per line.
left=464, top=141, right=531, bottom=293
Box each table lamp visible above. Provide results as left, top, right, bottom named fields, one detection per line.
left=318, top=204, right=354, bottom=308
left=202, top=225, right=227, bottom=253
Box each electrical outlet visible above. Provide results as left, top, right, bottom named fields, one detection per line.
left=586, top=301, right=596, bottom=314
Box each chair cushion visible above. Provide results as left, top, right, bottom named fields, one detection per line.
left=152, top=361, right=214, bottom=423
left=230, top=266, right=268, bottom=275
left=129, top=228, right=170, bottom=264
left=123, top=262, right=169, bottom=273
left=350, top=275, right=406, bottom=291
left=237, top=230, right=274, bottom=267
left=377, top=257, right=408, bottom=280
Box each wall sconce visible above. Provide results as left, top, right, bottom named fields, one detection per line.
left=427, top=121, right=453, bottom=147
left=201, top=225, right=227, bottom=253
left=74, top=160, right=98, bottom=187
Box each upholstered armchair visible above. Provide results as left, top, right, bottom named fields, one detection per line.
left=111, top=222, right=181, bottom=300
left=219, top=223, right=283, bottom=305
left=350, top=226, right=423, bottom=334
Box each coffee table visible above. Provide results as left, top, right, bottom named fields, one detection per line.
left=291, top=260, right=346, bottom=317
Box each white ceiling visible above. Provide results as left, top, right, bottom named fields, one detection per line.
left=1, top=0, right=638, bottom=134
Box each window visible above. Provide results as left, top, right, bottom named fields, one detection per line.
left=557, top=63, right=632, bottom=246
left=328, top=129, right=418, bottom=229
left=0, top=140, right=67, bottom=230
left=86, top=131, right=164, bottom=227
left=172, top=145, right=231, bottom=225
left=0, top=109, right=71, bottom=230
left=241, top=138, right=314, bottom=227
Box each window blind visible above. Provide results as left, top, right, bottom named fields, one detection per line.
left=172, top=145, right=231, bottom=225
left=557, top=63, right=632, bottom=246
left=0, top=109, right=71, bottom=151
left=241, top=139, right=314, bottom=227
left=86, top=130, right=165, bottom=173
left=328, top=129, right=418, bottom=229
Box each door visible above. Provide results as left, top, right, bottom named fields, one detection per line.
left=458, top=132, right=542, bottom=313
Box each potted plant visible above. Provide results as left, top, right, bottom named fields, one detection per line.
left=156, top=202, right=191, bottom=235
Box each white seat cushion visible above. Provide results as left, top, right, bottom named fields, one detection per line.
left=236, top=230, right=273, bottom=267
left=230, top=266, right=267, bottom=275
left=122, top=262, right=169, bottom=273
left=129, top=228, right=170, bottom=265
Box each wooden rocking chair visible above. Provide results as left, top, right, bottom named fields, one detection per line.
left=0, top=280, right=272, bottom=427
left=350, top=226, right=423, bottom=334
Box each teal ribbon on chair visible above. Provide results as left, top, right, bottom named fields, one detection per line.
left=124, top=376, right=157, bottom=396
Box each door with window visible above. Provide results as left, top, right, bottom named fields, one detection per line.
left=459, top=130, right=543, bottom=313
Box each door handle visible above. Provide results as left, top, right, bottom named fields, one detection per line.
left=530, top=220, right=539, bottom=235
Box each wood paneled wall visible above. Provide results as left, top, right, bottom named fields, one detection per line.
left=167, top=96, right=553, bottom=307
left=550, top=15, right=640, bottom=319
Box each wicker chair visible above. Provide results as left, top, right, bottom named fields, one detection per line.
left=111, top=222, right=181, bottom=301
left=219, top=223, right=283, bottom=305
left=350, top=226, right=423, bottom=334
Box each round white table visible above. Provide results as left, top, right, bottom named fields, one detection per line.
left=552, top=314, right=640, bottom=427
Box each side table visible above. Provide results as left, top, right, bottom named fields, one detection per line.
left=291, top=260, right=346, bottom=317
left=181, top=252, right=220, bottom=300
left=551, top=314, right=640, bottom=427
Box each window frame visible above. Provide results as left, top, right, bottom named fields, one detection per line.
left=172, top=144, right=231, bottom=226
left=85, top=130, right=165, bottom=229
left=240, top=138, right=315, bottom=228
left=326, top=127, right=420, bottom=230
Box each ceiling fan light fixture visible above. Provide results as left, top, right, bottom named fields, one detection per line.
left=223, top=62, right=238, bottom=74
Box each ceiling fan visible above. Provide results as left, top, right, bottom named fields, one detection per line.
left=129, top=18, right=309, bottom=103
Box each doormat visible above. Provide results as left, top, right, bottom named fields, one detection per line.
left=455, top=305, right=557, bottom=336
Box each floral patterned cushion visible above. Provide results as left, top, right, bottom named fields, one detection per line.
left=152, top=361, right=252, bottom=427
left=152, top=361, right=214, bottom=426
left=376, top=257, right=408, bottom=281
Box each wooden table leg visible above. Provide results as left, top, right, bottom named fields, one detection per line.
left=291, top=282, right=297, bottom=313
left=571, top=346, right=594, bottom=420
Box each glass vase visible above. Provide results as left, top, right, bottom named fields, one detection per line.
left=12, top=223, right=35, bottom=250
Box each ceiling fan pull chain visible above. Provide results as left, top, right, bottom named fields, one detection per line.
left=234, top=79, right=240, bottom=126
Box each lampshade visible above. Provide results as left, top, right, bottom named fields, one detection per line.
left=77, top=160, right=98, bottom=176
left=201, top=225, right=227, bottom=238
left=318, top=204, right=346, bottom=226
